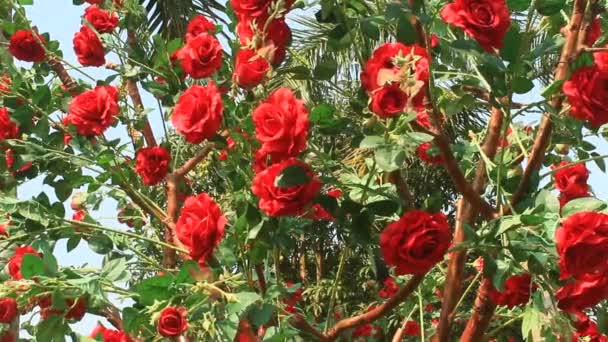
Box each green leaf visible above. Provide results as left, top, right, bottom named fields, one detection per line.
left=18, top=0, right=34, bottom=4
left=313, top=57, right=337, bottom=80
left=66, top=236, right=81, bottom=252
left=360, top=19, right=380, bottom=40
left=508, top=0, right=531, bottom=11
left=36, top=314, right=68, bottom=342
left=367, top=200, right=399, bottom=217
left=500, top=25, right=522, bottom=63
left=275, top=165, right=311, bottom=188
left=53, top=179, right=73, bottom=202
left=492, top=259, right=512, bottom=291
left=375, top=146, right=406, bottom=172
left=359, top=136, right=386, bottom=149
left=134, top=274, right=175, bottom=306
left=495, top=216, right=521, bottom=236
left=174, top=260, right=199, bottom=284
left=541, top=80, right=565, bottom=98
left=87, top=234, right=114, bottom=254
left=52, top=289, right=66, bottom=311
left=101, top=258, right=128, bottom=282
left=234, top=292, right=261, bottom=308
left=521, top=306, right=540, bottom=339
left=561, top=197, right=607, bottom=217
left=21, top=253, right=45, bottom=279
left=397, top=16, right=416, bottom=45
left=247, top=220, right=265, bottom=240
left=535, top=190, right=560, bottom=213
left=535, top=0, right=566, bottom=16
left=250, top=303, right=275, bottom=326
left=512, top=77, right=534, bottom=94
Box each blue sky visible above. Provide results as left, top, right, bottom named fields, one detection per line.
left=15, top=0, right=608, bottom=337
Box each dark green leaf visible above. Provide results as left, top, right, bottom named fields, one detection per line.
left=535, top=0, right=566, bottom=16
left=313, top=57, right=338, bottom=80
left=360, top=136, right=386, bottom=149
left=134, top=274, right=175, bottom=306
left=561, top=197, right=607, bottom=217
left=397, top=16, right=416, bottom=45
left=275, top=165, right=311, bottom=188
left=21, top=253, right=45, bottom=279
left=367, top=200, right=399, bottom=216
left=87, top=234, right=114, bottom=254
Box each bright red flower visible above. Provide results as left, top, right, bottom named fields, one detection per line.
left=556, top=211, right=608, bottom=280
left=418, top=142, right=444, bottom=165
left=39, top=297, right=87, bottom=321
left=370, top=83, right=415, bottom=118
left=84, top=5, right=119, bottom=33
left=233, top=49, right=270, bottom=88
left=252, top=88, right=309, bottom=161
left=430, top=34, right=440, bottom=49
left=594, top=44, right=608, bottom=72
left=563, top=65, right=608, bottom=127
left=90, top=324, right=132, bottom=342
left=185, top=15, right=216, bottom=42
left=0, top=107, right=19, bottom=141
left=73, top=25, right=106, bottom=67
left=378, top=276, right=399, bottom=298
left=9, top=30, right=47, bottom=62
left=175, top=33, right=223, bottom=79
left=556, top=273, right=608, bottom=314
left=172, top=82, right=224, bottom=144
left=235, top=320, right=258, bottom=342
left=587, top=18, right=602, bottom=46
left=0, top=332, right=15, bottom=342
left=73, top=209, right=86, bottom=222
left=230, top=0, right=292, bottom=20
left=0, top=298, right=18, bottom=323
left=8, top=245, right=40, bottom=280
left=284, top=282, right=303, bottom=313
left=236, top=18, right=292, bottom=65
left=175, top=193, right=226, bottom=266
left=361, top=43, right=429, bottom=93
left=158, top=307, right=188, bottom=337
left=552, top=161, right=589, bottom=199
left=488, top=274, right=534, bottom=309
left=404, top=320, right=420, bottom=336
left=380, top=210, right=451, bottom=275
left=66, top=85, right=119, bottom=136
left=251, top=158, right=321, bottom=217
left=352, top=323, right=381, bottom=340
left=0, top=223, right=7, bottom=237
left=440, top=0, right=511, bottom=52
left=135, top=146, right=171, bottom=185
left=574, top=313, right=607, bottom=342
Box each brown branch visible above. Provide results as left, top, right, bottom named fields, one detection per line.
left=47, top=57, right=79, bottom=97
left=461, top=0, right=592, bottom=340
left=290, top=274, right=425, bottom=341
left=510, top=0, right=589, bottom=207
left=434, top=107, right=503, bottom=341
left=164, top=144, right=215, bottom=268
left=392, top=316, right=411, bottom=342
left=388, top=170, right=415, bottom=210
left=255, top=263, right=267, bottom=294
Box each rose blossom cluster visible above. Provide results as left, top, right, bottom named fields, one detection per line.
left=552, top=161, right=590, bottom=208
left=555, top=211, right=608, bottom=340
left=487, top=273, right=534, bottom=309
left=173, top=16, right=223, bottom=79
left=73, top=3, right=119, bottom=67
left=380, top=210, right=451, bottom=275
left=231, top=0, right=293, bottom=87
left=562, top=43, right=608, bottom=127
left=251, top=88, right=321, bottom=217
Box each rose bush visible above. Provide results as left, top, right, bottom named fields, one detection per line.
left=1, top=0, right=608, bottom=341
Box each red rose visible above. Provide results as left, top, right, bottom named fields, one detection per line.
left=73, top=209, right=86, bottom=222
left=175, top=33, right=223, bottom=79
left=252, top=88, right=309, bottom=161
left=575, top=313, right=605, bottom=341
left=0, top=223, right=7, bottom=237
left=283, top=282, right=303, bottom=313
left=404, top=320, right=420, bottom=336
left=556, top=273, right=608, bottom=314
left=378, top=276, right=399, bottom=298
left=0, top=332, right=15, bottom=342
left=9, top=30, right=47, bottom=62
left=587, top=18, right=602, bottom=46
left=4, top=149, right=32, bottom=174
left=233, top=49, right=270, bottom=88
left=369, top=83, right=418, bottom=118
left=488, top=274, right=533, bottom=309
left=158, top=307, right=188, bottom=337
left=66, top=85, right=119, bottom=136
left=0, top=298, right=18, bottom=323
left=230, top=0, right=292, bottom=20
left=440, top=0, right=511, bottom=52
left=352, top=324, right=381, bottom=339
left=594, top=45, right=608, bottom=72
left=8, top=245, right=40, bottom=280
left=39, top=297, right=87, bottom=321
left=185, top=15, right=216, bottom=42
left=84, top=0, right=103, bottom=3
left=251, top=158, right=321, bottom=217
left=418, top=142, right=444, bottom=165
left=236, top=320, right=258, bottom=342
left=236, top=19, right=291, bottom=65
left=0, top=107, right=19, bottom=141
left=90, top=324, right=132, bottom=342
left=172, top=82, right=223, bottom=144
left=84, top=5, right=118, bottom=33
left=563, top=65, right=608, bottom=127
left=556, top=211, right=608, bottom=280
left=380, top=210, right=451, bottom=275
left=135, top=146, right=171, bottom=185
left=360, top=43, right=429, bottom=93
left=73, top=26, right=106, bottom=67
left=175, top=193, right=226, bottom=266
left=430, top=34, right=440, bottom=49
left=552, top=161, right=589, bottom=199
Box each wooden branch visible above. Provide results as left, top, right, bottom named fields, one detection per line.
left=459, top=280, right=497, bottom=342
left=47, top=57, right=79, bottom=97
left=290, top=274, right=425, bottom=341
left=255, top=263, right=267, bottom=294
left=392, top=316, right=411, bottom=342
left=388, top=170, right=415, bottom=210
left=164, top=144, right=215, bottom=268
left=510, top=0, right=589, bottom=207
left=126, top=31, right=156, bottom=147
left=435, top=107, right=503, bottom=341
